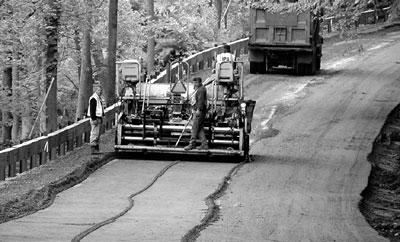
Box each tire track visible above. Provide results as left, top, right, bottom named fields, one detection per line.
left=71, top=160, right=180, bottom=242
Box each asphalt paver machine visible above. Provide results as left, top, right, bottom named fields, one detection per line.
left=114, top=54, right=256, bottom=160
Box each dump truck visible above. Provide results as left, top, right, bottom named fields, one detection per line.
left=248, top=4, right=323, bottom=75
left=114, top=54, right=256, bottom=161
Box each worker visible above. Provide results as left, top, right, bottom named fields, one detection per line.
left=216, top=44, right=235, bottom=63
left=203, top=44, right=236, bottom=87
left=184, top=77, right=208, bottom=151
left=87, top=85, right=105, bottom=154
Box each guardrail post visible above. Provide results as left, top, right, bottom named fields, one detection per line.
left=20, top=158, right=28, bottom=173
left=76, top=133, right=83, bottom=147
left=199, top=60, right=204, bottom=71
left=84, top=131, right=90, bottom=143
left=40, top=151, right=47, bottom=165
left=0, top=165, right=5, bottom=180
left=49, top=147, right=57, bottom=161
left=31, top=154, right=39, bottom=168
left=59, top=143, right=66, bottom=156
left=9, top=155, right=16, bottom=178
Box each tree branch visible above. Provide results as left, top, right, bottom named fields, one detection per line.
left=63, top=74, right=79, bottom=91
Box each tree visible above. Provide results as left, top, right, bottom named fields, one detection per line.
left=389, top=0, right=400, bottom=21
left=146, top=0, right=155, bottom=77
left=43, top=0, right=60, bottom=134
left=1, top=67, right=12, bottom=144
left=215, top=0, right=223, bottom=29
left=107, top=0, right=118, bottom=106
left=75, top=7, right=93, bottom=121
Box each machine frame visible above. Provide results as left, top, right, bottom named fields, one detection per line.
left=114, top=56, right=255, bottom=160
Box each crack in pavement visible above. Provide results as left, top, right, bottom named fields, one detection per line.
left=181, top=159, right=249, bottom=242
left=71, top=160, right=180, bottom=242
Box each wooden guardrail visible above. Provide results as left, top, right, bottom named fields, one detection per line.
left=0, top=38, right=249, bottom=181
left=0, top=106, right=115, bottom=181
left=322, top=7, right=391, bottom=33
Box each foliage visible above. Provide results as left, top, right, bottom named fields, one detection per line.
left=250, top=0, right=318, bottom=12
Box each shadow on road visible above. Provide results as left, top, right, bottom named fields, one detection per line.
left=115, top=152, right=246, bottom=163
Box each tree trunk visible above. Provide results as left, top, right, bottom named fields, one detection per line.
left=92, top=40, right=108, bottom=98
left=390, top=0, right=400, bottom=21
left=1, top=67, right=12, bottom=143
left=214, top=0, right=222, bottom=29
left=12, top=116, right=19, bottom=142
left=44, top=0, right=60, bottom=134
left=107, top=0, right=118, bottom=106
left=146, top=0, right=155, bottom=77
left=75, top=26, right=93, bottom=121
left=11, top=43, right=19, bottom=142
left=20, top=116, right=32, bottom=141
left=74, top=29, right=81, bottom=82
left=224, top=8, right=228, bottom=29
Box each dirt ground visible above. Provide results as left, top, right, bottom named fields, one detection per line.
left=360, top=104, right=400, bottom=241
left=1, top=22, right=400, bottom=241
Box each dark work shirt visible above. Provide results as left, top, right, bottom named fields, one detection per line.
left=194, top=85, right=207, bottom=111
left=90, top=98, right=97, bottom=120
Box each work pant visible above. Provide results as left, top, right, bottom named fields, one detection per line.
left=190, top=111, right=207, bottom=145
left=90, top=117, right=103, bottom=147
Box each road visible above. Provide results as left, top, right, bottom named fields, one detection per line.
left=1, top=30, right=400, bottom=242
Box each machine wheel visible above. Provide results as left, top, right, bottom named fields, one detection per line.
left=243, top=134, right=250, bottom=162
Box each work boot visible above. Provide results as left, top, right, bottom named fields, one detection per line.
left=197, top=143, right=209, bottom=150
left=184, top=143, right=196, bottom=151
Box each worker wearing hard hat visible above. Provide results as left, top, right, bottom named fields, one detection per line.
left=184, top=77, right=208, bottom=151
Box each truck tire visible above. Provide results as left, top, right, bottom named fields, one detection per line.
left=250, top=62, right=258, bottom=74
left=259, top=61, right=267, bottom=74
left=316, top=57, right=321, bottom=71
left=250, top=62, right=266, bottom=74
left=295, top=63, right=305, bottom=75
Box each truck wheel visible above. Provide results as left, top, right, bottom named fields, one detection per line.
left=296, top=63, right=304, bottom=75
left=267, top=61, right=273, bottom=73
left=259, top=61, right=267, bottom=74
left=308, top=63, right=316, bottom=75
left=316, top=57, right=321, bottom=71
left=250, top=62, right=257, bottom=74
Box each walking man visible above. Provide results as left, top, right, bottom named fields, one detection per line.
left=184, top=77, right=208, bottom=151
left=88, top=85, right=105, bottom=154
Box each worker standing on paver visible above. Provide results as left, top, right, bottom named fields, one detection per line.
left=184, top=77, right=208, bottom=151
left=88, top=85, right=105, bottom=154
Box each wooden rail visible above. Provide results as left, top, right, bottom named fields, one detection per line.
left=322, top=7, right=391, bottom=33
left=0, top=106, right=115, bottom=181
